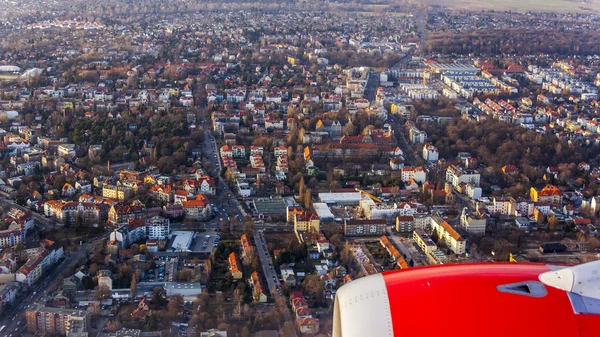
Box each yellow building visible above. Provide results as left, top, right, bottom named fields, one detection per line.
left=530, top=184, right=563, bottom=204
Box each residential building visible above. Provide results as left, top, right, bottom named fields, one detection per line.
left=62, top=183, right=76, bottom=197
left=294, top=212, right=320, bottom=233
left=74, top=180, right=92, bottom=194
left=26, top=304, right=90, bottom=336
left=422, top=143, right=439, bottom=161
left=460, top=211, right=487, bottom=235
left=249, top=272, right=267, bottom=303
left=344, top=219, right=387, bottom=236
left=43, top=201, right=108, bottom=225
left=413, top=229, right=437, bottom=254
left=232, top=145, right=246, bottom=158
left=228, top=253, right=243, bottom=280
left=0, top=224, right=26, bottom=248
left=16, top=253, right=44, bottom=286
left=56, top=144, right=76, bottom=158
left=108, top=201, right=146, bottom=224
left=379, top=236, right=409, bottom=269
left=466, top=183, right=482, bottom=200
left=102, top=184, right=133, bottom=201
left=98, top=270, right=113, bottom=290
left=240, top=234, right=252, bottom=258
left=431, top=220, right=466, bottom=255
left=446, top=165, right=480, bottom=188
left=183, top=177, right=216, bottom=195
left=396, top=215, right=415, bottom=232
left=109, top=216, right=170, bottom=248
left=149, top=185, right=173, bottom=203
left=201, top=329, right=227, bottom=337
left=145, top=215, right=170, bottom=240
left=0, top=282, right=19, bottom=312
left=486, top=197, right=514, bottom=216
left=408, top=126, right=427, bottom=144
left=297, top=317, right=319, bottom=334
left=530, top=184, right=563, bottom=204
left=182, top=194, right=212, bottom=220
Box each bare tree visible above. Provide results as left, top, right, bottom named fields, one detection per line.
left=130, top=277, right=137, bottom=300
left=340, top=241, right=354, bottom=268
left=167, top=294, right=184, bottom=317
left=95, top=284, right=112, bottom=301
left=301, top=274, right=325, bottom=301
left=204, top=259, right=212, bottom=282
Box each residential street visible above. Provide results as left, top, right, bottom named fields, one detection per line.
left=254, top=230, right=281, bottom=294
left=0, top=234, right=106, bottom=336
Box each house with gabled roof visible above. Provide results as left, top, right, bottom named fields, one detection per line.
left=249, top=272, right=267, bottom=303
left=228, top=252, right=243, bottom=280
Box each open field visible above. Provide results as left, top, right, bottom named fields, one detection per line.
left=343, top=0, right=600, bottom=14
left=427, top=0, right=599, bottom=13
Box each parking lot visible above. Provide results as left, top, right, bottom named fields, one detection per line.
left=191, top=230, right=221, bottom=254
left=143, top=261, right=170, bottom=282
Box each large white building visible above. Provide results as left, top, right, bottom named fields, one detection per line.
left=460, top=210, right=487, bottom=235
left=431, top=217, right=466, bottom=255
left=446, top=165, right=480, bottom=188
left=109, top=216, right=170, bottom=248
left=422, top=143, right=439, bottom=162
left=146, top=216, right=170, bottom=240
left=409, top=126, right=427, bottom=144
left=466, top=183, right=482, bottom=200
left=318, top=192, right=362, bottom=206
left=485, top=197, right=513, bottom=216
left=401, top=167, right=427, bottom=184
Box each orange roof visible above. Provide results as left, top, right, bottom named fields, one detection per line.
left=175, top=190, right=188, bottom=196
left=241, top=234, right=251, bottom=251
left=229, top=252, right=241, bottom=274
left=182, top=194, right=208, bottom=208
left=397, top=256, right=409, bottom=269
left=441, top=221, right=462, bottom=241
left=149, top=184, right=172, bottom=193
left=296, top=211, right=318, bottom=222
left=539, top=184, right=563, bottom=197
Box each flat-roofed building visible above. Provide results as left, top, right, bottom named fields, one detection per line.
left=168, top=231, right=196, bottom=252
left=318, top=192, right=361, bottom=206
left=253, top=195, right=288, bottom=217
left=396, top=215, right=415, bottom=232
left=344, top=219, right=387, bottom=236
left=26, top=304, right=90, bottom=336
left=102, top=184, right=133, bottom=201
left=413, top=229, right=437, bottom=254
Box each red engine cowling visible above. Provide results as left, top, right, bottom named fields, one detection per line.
left=333, top=261, right=600, bottom=337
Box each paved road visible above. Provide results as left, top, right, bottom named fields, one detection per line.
left=454, top=191, right=475, bottom=212
left=254, top=230, right=281, bottom=295
left=0, top=198, right=60, bottom=231
left=387, top=114, right=417, bottom=166
left=202, top=122, right=246, bottom=224
left=385, top=227, right=417, bottom=265
left=363, top=69, right=380, bottom=102
left=0, top=234, right=106, bottom=337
